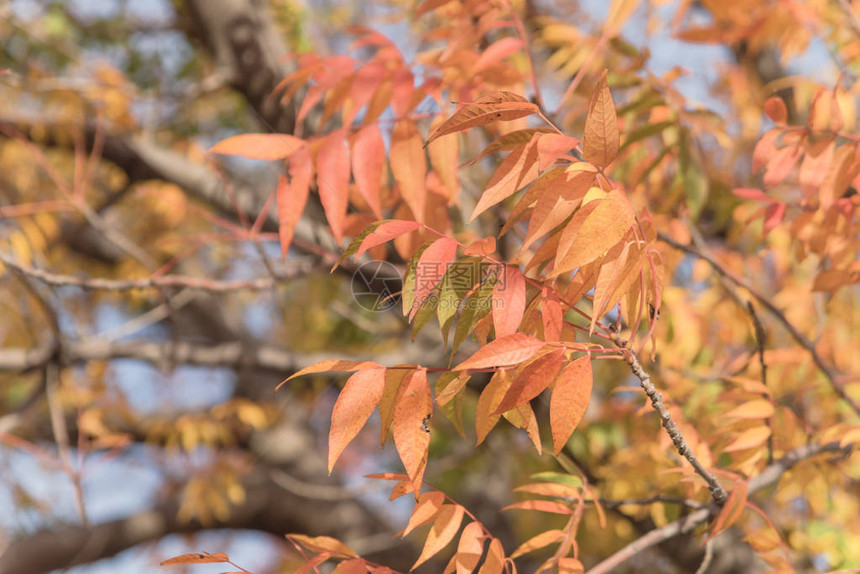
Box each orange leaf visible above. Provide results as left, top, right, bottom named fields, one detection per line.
left=427, top=115, right=461, bottom=199
left=328, top=368, right=386, bottom=472
left=514, top=482, right=580, bottom=498
left=412, top=504, right=465, bottom=569
left=392, top=369, right=432, bottom=492
left=277, top=360, right=382, bottom=389
left=277, top=156, right=313, bottom=259
left=352, top=124, right=385, bottom=218
left=356, top=220, right=424, bottom=258
left=209, top=134, right=305, bottom=160
left=764, top=96, right=788, bottom=125
left=503, top=500, right=573, bottom=514
left=553, top=189, right=635, bottom=276
left=463, top=236, right=496, bottom=256
left=591, top=240, right=647, bottom=331
left=456, top=521, right=485, bottom=574
left=724, top=426, right=771, bottom=452
left=494, top=348, right=565, bottom=414
left=317, top=129, right=351, bottom=242
left=493, top=266, right=527, bottom=338
left=426, top=91, right=539, bottom=146
left=558, top=557, right=585, bottom=574
left=402, top=491, right=446, bottom=536
left=536, top=133, right=579, bottom=170
left=724, top=400, right=774, bottom=420
left=409, top=236, right=459, bottom=320
left=477, top=538, right=505, bottom=574
left=470, top=140, right=540, bottom=221
left=819, top=143, right=859, bottom=210
left=454, top=333, right=546, bottom=371
left=541, top=288, right=563, bottom=342
left=333, top=558, right=370, bottom=574
left=550, top=356, right=593, bottom=454
left=510, top=529, right=564, bottom=558
left=287, top=534, right=358, bottom=558
left=378, top=367, right=413, bottom=446
left=706, top=480, right=748, bottom=542
left=583, top=70, right=619, bottom=168
left=391, top=119, right=427, bottom=222
left=294, top=553, right=332, bottom=574
left=762, top=144, right=802, bottom=188
left=522, top=170, right=592, bottom=251
left=160, top=552, right=230, bottom=566
left=476, top=369, right=510, bottom=445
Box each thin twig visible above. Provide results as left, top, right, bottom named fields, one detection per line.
left=657, top=232, right=860, bottom=417
left=746, top=300, right=774, bottom=462
left=621, top=346, right=728, bottom=505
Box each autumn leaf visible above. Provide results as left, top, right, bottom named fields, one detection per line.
left=764, top=96, right=788, bottom=125
left=583, top=70, right=620, bottom=168
left=493, top=265, right=527, bottom=338
left=378, top=367, right=413, bottom=445
left=510, top=529, right=564, bottom=558
left=706, top=480, right=748, bottom=542
left=455, top=521, right=485, bottom=574
left=390, top=119, right=427, bottom=222
left=277, top=360, right=382, bottom=389
left=477, top=538, right=506, bottom=574
left=473, top=37, right=524, bottom=73
left=550, top=356, right=593, bottom=454
left=355, top=219, right=424, bottom=258
left=160, top=552, right=230, bottom=565
left=351, top=123, right=385, bottom=218
left=470, top=139, right=540, bottom=221
left=286, top=534, right=358, bottom=558
left=392, top=369, right=432, bottom=492
left=724, top=426, right=771, bottom=452
left=454, top=333, right=547, bottom=371
left=494, top=348, right=565, bottom=414
left=476, top=369, right=510, bottom=445
left=328, top=368, right=386, bottom=472
left=401, top=491, right=446, bottom=536
left=426, top=91, right=539, bottom=146
left=412, top=504, right=465, bottom=569
left=724, top=400, right=774, bottom=420
left=408, top=236, right=459, bottom=320
left=277, top=155, right=313, bottom=259
left=209, top=134, right=305, bottom=161
left=503, top=500, right=574, bottom=514
left=463, top=236, right=496, bottom=256
left=317, top=129, right=351, bottom=242
left=428, top=116, right=461, bottom=199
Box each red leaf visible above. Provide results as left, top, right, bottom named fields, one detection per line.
left=412, top=504, right=465, bottom=569
left=409, top=237, right=459, bottom=320
left=494, top=349, right=565, bottom=414
left=277, top=156, right=313, bottom=258
left=391, top=119, right=427, bottom=222
left=454, top=334, right=547, bottom=371
left=493, top=266, right=527, bottom=338
left=426, top=91, right=539, bottom=145
left=583, top=70, right=619, bottom=168
left=352, top=124, right=385, bottom=218
left=328, top=368, right=386, bottom=472
left=764, top=96, right=788, bottom=125
left=317, top=129, right=351, bottom=242
left=550, top=356, right=593, bottom=454
left=356, top=220, right=424, bottom=258
left=392, top=369, right=432, bottom=492
left=210, top=134, right=305, bottom=161
left=160, top=553, right=229, bottom=565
